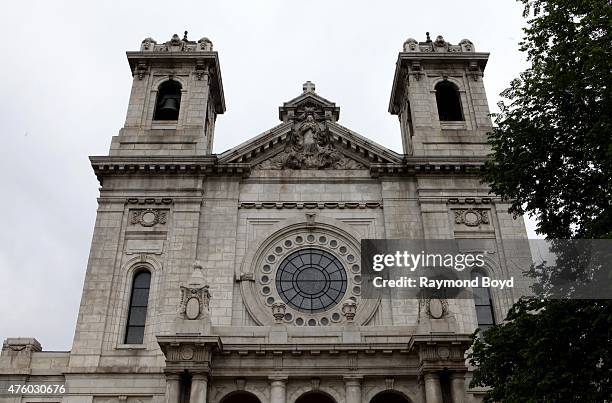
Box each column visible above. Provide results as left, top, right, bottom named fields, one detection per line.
left=424, top=373, right=443, bottom=403
left=165, top=373, right=181, bottom=403
left=344, top=376, right=363, bottom=403
left=269, top=376, right=287, bottom=403
left=450, top=373, right=466, bottom=403
left=190, top=373, right=209, bottom=403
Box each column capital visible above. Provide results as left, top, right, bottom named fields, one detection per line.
left=164, top=372, right=181, bottom=381
left=343, top=375, right=363, bottom=385
left=191, top=372, right=209, bottom=381
left=269, top=375, right=288, bottom=383
left=423, top=372, right=440, bottom=381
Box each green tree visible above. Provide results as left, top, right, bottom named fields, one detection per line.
left=483, top=0, right=611, bottom=240
left=469, top=1, right=612, bottom=401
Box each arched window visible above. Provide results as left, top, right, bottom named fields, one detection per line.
left=153, top=80, right=182, bottom=120
left=124, top=270, right=151, bottom=344
left=220, top=391, right=262, bottom=403
left=295, top=392, right=336, bottom=403
left=435, top=81, right=463, bottom=121
left=370, top=391, right=411, bottom=403
left=471, top=270, right=495, bottom=332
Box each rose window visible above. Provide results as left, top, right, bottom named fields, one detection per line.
left=275, top=248, right=347, bottom=313
left=251, top=230, right=365, bottom=326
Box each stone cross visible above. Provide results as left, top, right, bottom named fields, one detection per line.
left=302, top=81, right=316, bottom=93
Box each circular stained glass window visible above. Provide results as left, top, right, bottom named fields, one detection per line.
left=275, top=248, right=347, bottom=313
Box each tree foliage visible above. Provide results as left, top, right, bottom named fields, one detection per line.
left=469, top=299, right=611, bottom=402
left=469, top=1, right=612, bottom=401
left=483, top=0, right=612, bottom=239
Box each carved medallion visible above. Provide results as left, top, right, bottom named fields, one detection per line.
left=437, top=346, right=450, bottom=359
left=423, top=297, right=449, bottom=319
left=178, top=263, right=211, bottom=321
left=454, top=209, right=489, bottom=227
left=185, top=297, right=201, bottom=320
left=180, top=345, right=195, bottom=360
left=130, top=209, right=167, bottom=227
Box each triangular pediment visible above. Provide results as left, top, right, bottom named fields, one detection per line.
left=218, top=120, right=401, bottom=170
left=218, top=82, right=402, bottom=171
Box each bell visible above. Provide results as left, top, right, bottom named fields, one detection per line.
left=158, top=96, right=179, bottom=115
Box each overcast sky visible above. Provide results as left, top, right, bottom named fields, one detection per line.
left=0, top=0, right=538, bottom=351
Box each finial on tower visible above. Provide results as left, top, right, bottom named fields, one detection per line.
left=183, top=31, right=189, bottom=41
left=303, top=81, right=316, bottom=94
left=426, top=32, right=431, bottom=43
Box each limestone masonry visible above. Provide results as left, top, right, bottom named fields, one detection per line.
left=1, top=32, right=530, bottom=403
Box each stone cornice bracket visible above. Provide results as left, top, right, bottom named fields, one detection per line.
left=135, top=60, right=148, bottom=80
left=409, top=61, right=424, bottom=81
left=157, top=335, right=222, bottom=374
left=469, top=61, right=483, bottom=81
left=413, top=339, right=471, bottom=374
left=195, top=59, right=209, bottom=81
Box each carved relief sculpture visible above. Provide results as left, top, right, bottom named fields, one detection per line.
left=178, top=262, right=211, bottom=321
left=130, top=209, right=167, bottom=227
left=256, top=112, right=364, bottom=170
left=454, top=209, right=490, bottom=227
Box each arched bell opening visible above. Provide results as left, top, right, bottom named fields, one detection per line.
left=154, top=79, right=182, bottom=120
left=435, top=81, right=463, bottom=121
left=219, top=390, right=262, bottom=403
left=294, top=391, right=336, bottom=403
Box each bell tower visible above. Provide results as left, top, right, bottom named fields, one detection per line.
left=389, top=33, right=491, bottom=157
left=110, top=32, right=225, bottom=156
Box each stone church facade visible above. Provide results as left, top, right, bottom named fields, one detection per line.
left=1, top=33, right=529, bottom=403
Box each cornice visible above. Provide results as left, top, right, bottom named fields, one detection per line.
left=90, top=154, right=486, bottom=182
left=371, top=156, right=486, bottom=177
left=90, top=155, right=250, bottom=183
